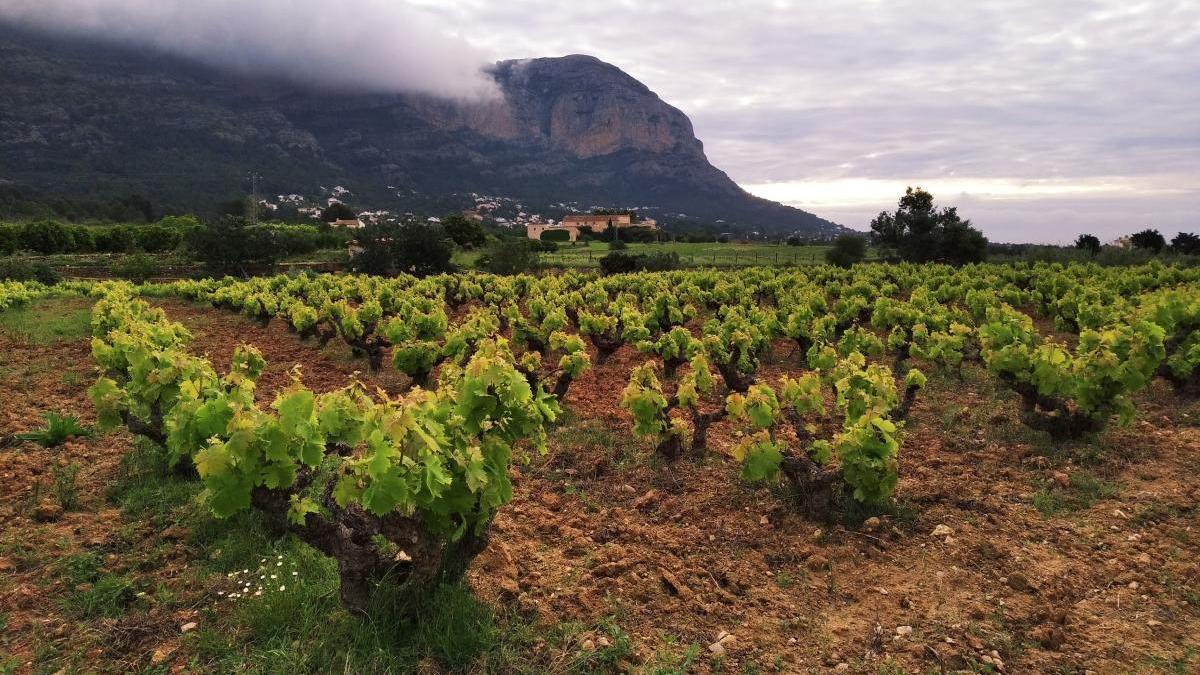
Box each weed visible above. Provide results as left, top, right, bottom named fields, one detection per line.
left=1032, top=471, right=1117, bottom=516
left=52, top=462, right=81, bottom=510
left=62, top=574, right=136, bottom=618
left=561, top=617, right=633, bottom=674
left=56, top=552, right=102, bottom=585
left=15, top=411, right=90, bottom=448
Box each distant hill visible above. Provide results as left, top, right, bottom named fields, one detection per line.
left=0, top=27, right=844, bottom=235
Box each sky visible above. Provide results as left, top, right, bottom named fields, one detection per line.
left=3, top=1, right=1198, bottom=243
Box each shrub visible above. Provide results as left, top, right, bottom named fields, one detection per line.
left=825, top=234, right=867, bottom=267
left=617, top=226, right=658, bottom=243
left=350, top=222, right=455, bottom=277
left=67, top=225, right=96, bottom=253
left=644, top=252, right=680, bottom=271
left=111, top=253, right=162, bottom=284
left=481, top=238, right=539, bottom=275
left=0, top=258, right=60, bottom=284
left=186, top=216, right=280, bottom=276
left=609, top=239, right=628, bottom=251
left=19, top=220, right=73, bottom=254
left=0, top=224, right=17, bottom=254
left=134, top=224, right=181, bottom=253
left=95, top=225, right=136, bottom=253
left=599, top=252, right=639, bottom=275
left=539, top=228, right=571, bottom=244
left=598, top=252, right=680, bottom=275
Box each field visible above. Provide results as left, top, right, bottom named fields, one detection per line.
left=532, top=241, right=844, bottom=269
left=1, top=263, right=1199, bottom=674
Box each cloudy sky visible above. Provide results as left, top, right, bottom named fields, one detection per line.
left=421, top=0, right=1199, bottom=243
left=3, top=1, right=1197, bottom=242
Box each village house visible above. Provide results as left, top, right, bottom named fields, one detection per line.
left=526, top=213, right=657, bottom=242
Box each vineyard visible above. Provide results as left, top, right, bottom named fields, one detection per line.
left=2, top=262, right=1199, bottom=673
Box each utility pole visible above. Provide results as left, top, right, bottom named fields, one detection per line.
left=247, top=172, right=261, bottom=226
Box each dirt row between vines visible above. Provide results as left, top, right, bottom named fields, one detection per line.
left=3, top=297, right=1199, bottom=673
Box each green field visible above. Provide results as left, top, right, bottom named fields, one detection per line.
left=535, top=240, right=854, bottom=268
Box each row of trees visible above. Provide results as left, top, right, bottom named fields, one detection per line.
left=0, top=217, right=200, bottom=255
left=0, top=216, right=349, bottom=260
left=1075, top=230, right=1199, bottom=255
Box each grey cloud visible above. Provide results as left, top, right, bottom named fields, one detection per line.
left=426, top=0, right=1198, bottom=242
left=0, top=0, right=498, bottom=98
left=4, top=0, right=1195, bottom=241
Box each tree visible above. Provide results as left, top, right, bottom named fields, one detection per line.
left=349, top=222, right=454, bottom=277
left=869, top=187, right=987, bottom=264
left=1171, top=231, right=1200, bottom=255
left=1074, top=234, right=1101, bottom=255
left=785, top=235, right=803, bottom=246
left=1130, top=229, right=1166, bottom=253
left=111, top=253, right=162, bottom=284
left=0, top=224, right=16, bottom=254
left=319, top=202, right=357, bottom=223
left=441, top=214, right=487, bottom=249
left=134, top=224, right=182, bottom=252
left=19, top=220, right=73, bottom=254
left=186, top=216, right=280, bottom=276
left=824, top=234, right=867, bottom=267
left=480, top=238, right=539, bottom=275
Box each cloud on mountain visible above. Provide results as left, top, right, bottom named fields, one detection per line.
left=0, top=0, right=498, bottom=99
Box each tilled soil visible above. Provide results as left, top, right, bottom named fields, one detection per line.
left=2, top=298, right=1198, bottom=674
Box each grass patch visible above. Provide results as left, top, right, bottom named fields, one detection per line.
left=191, top=514, right=540, bottom=673
left=1032, top=471, right=1117, bottom=516
left=107, top=437, right=199, bottom=527
left=0, top=299, right=92, bottom=345
left=56, top=552, right=102, bottom=586
left=645, top=635, right=701, bottom=675
left=62, top=574, right=136, bottom=618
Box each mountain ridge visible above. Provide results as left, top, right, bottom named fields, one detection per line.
left=0, top=27, right=843, bottom=235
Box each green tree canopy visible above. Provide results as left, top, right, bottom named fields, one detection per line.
left=320, top=202, right=357, bottom=223
left=869, top=187, right=987, bottom=264
left=350, top=222, right=454, bottom=277
left=825, top=234, right=867, bottom=267
left=1074, top=234, right=1101, bottom=255
left=1130, top=229, right=1166, bottom=253
left=442, top=213, right=487, bottom=249
left=1170, top=231, right=1200, bottom=255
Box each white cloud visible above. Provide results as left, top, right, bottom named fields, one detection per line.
left=0, top=0, right=498, bottom=99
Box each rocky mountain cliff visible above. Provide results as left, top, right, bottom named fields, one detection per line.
left=0, top=27, right=842, bottom=234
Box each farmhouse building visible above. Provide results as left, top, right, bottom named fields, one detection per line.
left=526, top=214, right=656, bottom=241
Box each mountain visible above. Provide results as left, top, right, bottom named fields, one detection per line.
left=0, top=27, right=843, bottom=235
